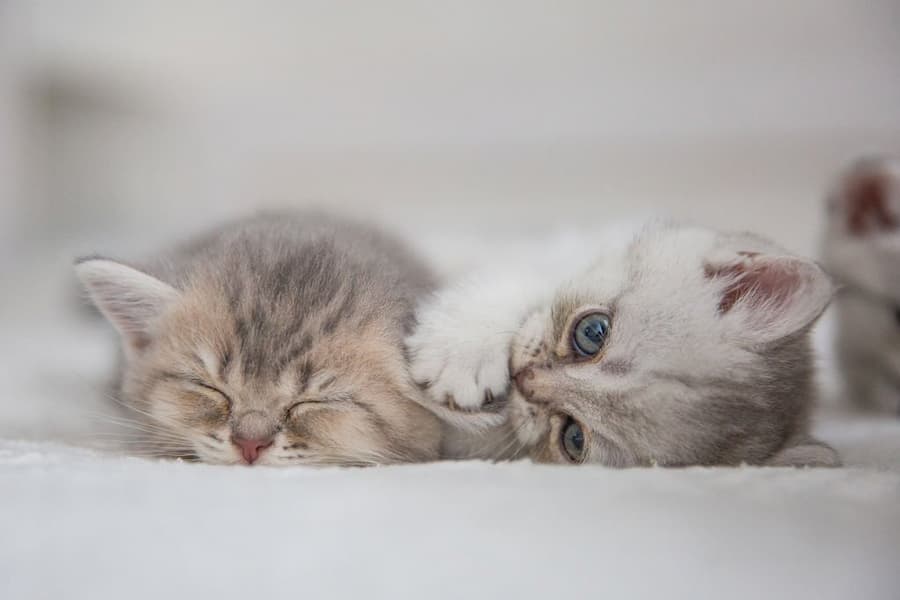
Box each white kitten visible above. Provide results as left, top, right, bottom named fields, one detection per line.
left=408, top=222, right=838, bottom=467
left=822, top=157, right=900, bottom=413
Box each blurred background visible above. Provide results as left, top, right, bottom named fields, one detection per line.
left=1, top=0, right=899, bottom=438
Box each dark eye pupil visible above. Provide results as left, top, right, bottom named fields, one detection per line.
left=572, top=312, right=611, bottom=356
left=562, top=419, right=585, bottom=462
left=583, top=323, right=605, bottom=342
left=569, top=426, right=584, bottom=452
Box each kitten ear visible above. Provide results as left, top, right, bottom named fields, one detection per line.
left=75, top=257, right=179, bottom=354
left=828, top=157, right=900, bottom=236
left=704, top=251, right=833, bottom=344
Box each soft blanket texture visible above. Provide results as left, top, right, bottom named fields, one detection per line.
left=2, top=435, right=899, bottom=600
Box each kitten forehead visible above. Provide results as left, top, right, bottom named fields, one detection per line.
left=550, top=293, right=603, bottom=342
left=197, top=347, right=221, bottom=378
left=626, top=223, right=792, bottom=268
left=550, top=224, right=711, bottom=333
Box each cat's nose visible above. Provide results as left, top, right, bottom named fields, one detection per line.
left=232, top=436, right=273, bottom=464
left=513, top=367, right=549, bottom=404
left=514, top=367, right=537, bottom=398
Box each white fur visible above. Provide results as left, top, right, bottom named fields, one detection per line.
left=406, top=225, right=634, bottom=417
left=407, top=270, right=548, bottom=410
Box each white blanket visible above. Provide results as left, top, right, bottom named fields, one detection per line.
left=2, top=428, right=899, bottom=600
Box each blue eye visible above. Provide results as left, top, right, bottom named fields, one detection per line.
left=561, top=417, right=586, bottom=462
left=571, top=312, right=611, bottom=356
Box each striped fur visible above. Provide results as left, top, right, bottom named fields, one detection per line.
left=78, top=213, right=442, bottom=466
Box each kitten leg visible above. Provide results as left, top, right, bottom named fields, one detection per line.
left=407, top=229, right=611, bottom=430
left=407, top=267, right=554, bottom=429
left=766, top=437, right=841, bottom=467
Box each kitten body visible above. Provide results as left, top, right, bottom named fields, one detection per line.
left=822, top=157, right=900, bottom=413
left=409, top=222, right=839, bottom=467
left=77, top=213, right=443, bottom=466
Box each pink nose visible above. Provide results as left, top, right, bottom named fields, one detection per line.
left=232, top=436, right=273, bottom=464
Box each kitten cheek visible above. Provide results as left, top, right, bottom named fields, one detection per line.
left=179, top=392, right=230, bottom=429
left=194, top=445, right=238, bottom=465
left=185, top=427, right=233, bottom=462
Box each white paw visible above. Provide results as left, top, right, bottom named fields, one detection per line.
left=406, top=288, right=515, bottom=416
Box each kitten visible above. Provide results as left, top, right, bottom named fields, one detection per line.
left=822, top=157, right=900, bottom=413
left=77, top=213, right=443, bottom=466
left=408, top=222, right=840, bottom=467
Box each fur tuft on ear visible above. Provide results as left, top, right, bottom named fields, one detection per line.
left=828, top=157, right=900, bottom=236
left=75, top=257, right=179, bottom=354
left=705, top=252, right=834, bottom=344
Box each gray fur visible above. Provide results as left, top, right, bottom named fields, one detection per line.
left=77, top=212, right=443, bottom=466
left=409, top=222, right=840, bottom=467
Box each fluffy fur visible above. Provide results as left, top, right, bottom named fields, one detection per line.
left=822, top=157, right=900, bottom=413
left=408, top=222, right=840, bottom=467
left=77, top=213, right=443, bottom=466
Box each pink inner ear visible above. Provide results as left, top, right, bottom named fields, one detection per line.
left=842, top=169, right=897, bottom=235
left=704, top=259, right=797, bottom=314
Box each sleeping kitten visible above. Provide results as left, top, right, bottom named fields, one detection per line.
left=822, top=157, right=900, bottom=413
left=77, top=213, right=443, bottom=466
left=408, top=222, right=840, bottom=467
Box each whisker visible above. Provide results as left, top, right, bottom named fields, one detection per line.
left=461, top=419, right=528, bottom=462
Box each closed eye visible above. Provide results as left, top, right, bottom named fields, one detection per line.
left=286, top=399, right=326, bottom=412
left=286, top=393, right=356, bottom=415
left=184, top=377, right=232, bottom=406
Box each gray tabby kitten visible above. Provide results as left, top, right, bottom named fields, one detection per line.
left=408, top=222, right=840, bottom=467
left=822, top=157, right=900, bottom=413
left=77, top=213, right=443, bottom=466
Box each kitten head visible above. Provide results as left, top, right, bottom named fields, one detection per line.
left=822, top=156, right=900, bottom=411
left=76, top=257, right=441, bottom=466
left=506, top=224, right=838, bottom=467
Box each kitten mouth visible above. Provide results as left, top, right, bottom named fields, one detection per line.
left=507, top=387, right=549, bottom=449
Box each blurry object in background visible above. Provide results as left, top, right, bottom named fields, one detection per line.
left=3, top=0, right=900, bottom=263
left=822, top=157, right=900, bottom=413
left=25, top=69, right=163, bottom=247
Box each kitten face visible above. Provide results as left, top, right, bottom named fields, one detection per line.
left=77, top=216, right=442, bottom=466
left=128, top=283, right=438, bottom=466
left=505, top=225, right=836, bottom=466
